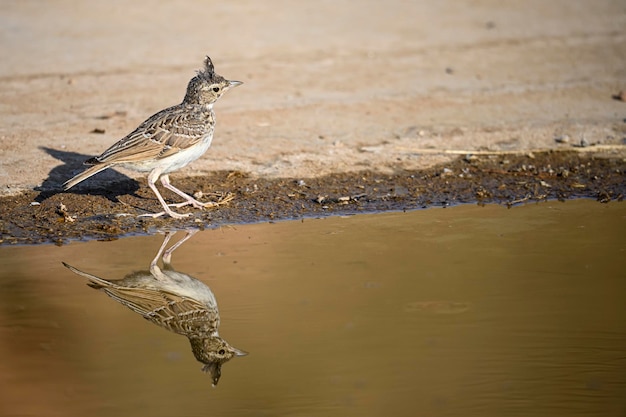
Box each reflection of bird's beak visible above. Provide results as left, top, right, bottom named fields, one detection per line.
left=233, top=346, right=248, bottom=357
left=227, top=80, right=243, bottom=89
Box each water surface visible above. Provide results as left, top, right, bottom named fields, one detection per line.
left=1, top=200, right=625, bottom=416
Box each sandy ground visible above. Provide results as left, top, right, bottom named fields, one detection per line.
left=0, top=0, right=625, bottom=197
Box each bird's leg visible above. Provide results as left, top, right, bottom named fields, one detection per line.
left=138, top=170, right=191, bottom=219
left=160, top=175, right=205, bottom=208
left=160, top=175, right=233, bottom=209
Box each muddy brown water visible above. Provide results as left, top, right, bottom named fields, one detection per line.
left=1, top=200, right=625, bottom=416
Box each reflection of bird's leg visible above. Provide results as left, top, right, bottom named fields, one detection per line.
left=162, top=229, right=198, bottom=266
left=150, top=231, right=176, bottom=270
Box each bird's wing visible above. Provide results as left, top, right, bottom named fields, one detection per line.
left=63, top=262, right=219, bottom=337
left=103, top=287, right=219, bottom=337
left=94, top=105, right=213, bottom=164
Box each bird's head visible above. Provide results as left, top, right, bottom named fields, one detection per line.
left=183, top=55, right=242, bottom=106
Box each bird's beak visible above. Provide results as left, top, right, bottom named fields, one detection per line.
left=232, top=346, right=248, bottom=357
left=227, top=80, right=243, bottom=89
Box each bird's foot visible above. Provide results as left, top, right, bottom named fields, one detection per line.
left=168, top=192, right=234, bottom=209
left=138, top=208, right=192, bottom=219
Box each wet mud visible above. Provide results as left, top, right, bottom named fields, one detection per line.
left=0, top=151, right=624, bottom=245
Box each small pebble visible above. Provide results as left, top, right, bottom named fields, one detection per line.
left=612, top=91, right=626, bottom=102
left=554, top=135, right=570, bottom=144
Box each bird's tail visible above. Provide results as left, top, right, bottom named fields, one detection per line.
left=63, top=162, right=113, bottom=190
left=61, top=261, right=112, bottom=290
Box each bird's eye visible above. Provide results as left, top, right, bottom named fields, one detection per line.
left=218, top=349, right=226, bottom=355
left=213, top=87, right=220, bottom=92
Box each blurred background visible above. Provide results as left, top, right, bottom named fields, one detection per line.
left=0, top=0, right=625, bottom=190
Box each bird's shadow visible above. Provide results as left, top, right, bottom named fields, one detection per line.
left=36, top=146, right=140, bottom=203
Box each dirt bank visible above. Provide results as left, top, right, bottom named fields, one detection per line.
left=1, top=150, right=623, bottom=245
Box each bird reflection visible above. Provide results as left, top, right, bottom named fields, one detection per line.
left=62, top=230, right=246, bottom=386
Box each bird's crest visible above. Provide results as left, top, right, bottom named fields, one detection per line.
left=198, top=56, right=216, bottom=81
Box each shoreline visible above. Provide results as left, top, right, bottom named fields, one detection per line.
left=1, top=150, right=624, bottom=245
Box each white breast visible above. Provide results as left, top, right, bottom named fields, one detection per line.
left=161, top=133, right=214, bottom=174
left=122, top=132, right=214, bottom=173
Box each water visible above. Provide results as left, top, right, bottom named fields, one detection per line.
left=1, top=200, right=625, bottom=417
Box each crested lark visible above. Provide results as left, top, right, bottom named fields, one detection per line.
left=63, top=56, right=242, bottom=219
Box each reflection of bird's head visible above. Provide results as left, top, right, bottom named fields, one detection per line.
left=189, top=336, right=247, bottom=386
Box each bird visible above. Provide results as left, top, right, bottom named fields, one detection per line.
left=62, top=230, right=247, bottom=386
left=63, top=56, right=242, bottom=219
